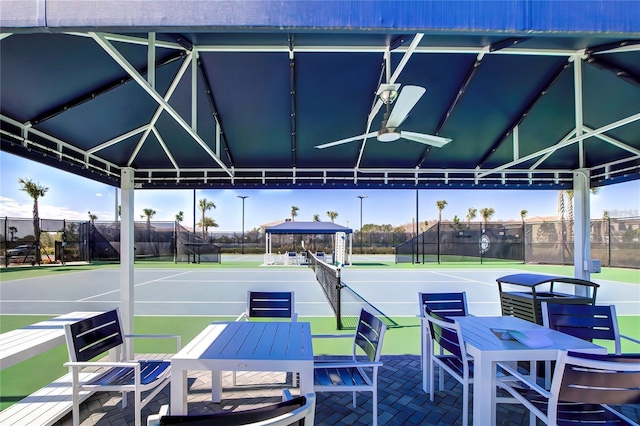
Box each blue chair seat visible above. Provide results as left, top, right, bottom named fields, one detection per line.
left=313, top=365, right=369, bottom=387
left=89, top=360, right=171, bottom=387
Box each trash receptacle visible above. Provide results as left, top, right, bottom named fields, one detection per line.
left=497, top=273, right=599, bottom=325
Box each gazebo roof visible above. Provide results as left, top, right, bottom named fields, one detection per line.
left=1, top=1, right=638, bottom=191
left=265, top=221, right=352, bottom=234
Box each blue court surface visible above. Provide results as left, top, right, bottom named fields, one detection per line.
left=1, top=255, right=638, bottom=317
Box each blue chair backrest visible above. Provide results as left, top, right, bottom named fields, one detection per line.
left=65, top=309, right=124, bottom=362
left=558, top=351, right=640, bottom=405
left=543, top=303, right=617, bottom=343
left=354, top=309, right=386, bottom=362
left=425, top=306, right=464, bottom=361
left=419, top=292, right=468, bottom=317
left=248, top=291, right=295, bottom=319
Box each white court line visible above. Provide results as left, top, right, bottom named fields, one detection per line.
left=76, top=271, right=192, bottom=301
left=429, top=270, right=497, bottom=287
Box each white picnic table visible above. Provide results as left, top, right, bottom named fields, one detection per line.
left=170, top=321, right=314, bottom=415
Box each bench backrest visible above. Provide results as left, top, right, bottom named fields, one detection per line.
left=64, top=309, right=124, bottom=362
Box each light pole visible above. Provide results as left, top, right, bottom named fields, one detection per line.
left=238, top=196, right=249, bottom=254
left=357, top=195, right=368, bottom=254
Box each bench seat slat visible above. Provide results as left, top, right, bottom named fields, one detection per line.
left=0, top=372, right=98, bottom=426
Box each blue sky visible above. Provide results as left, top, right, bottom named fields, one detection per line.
left=1, top=151, right=638, bottom=232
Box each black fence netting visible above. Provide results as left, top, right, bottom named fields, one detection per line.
left=526, top=217, right=640, bottom=268
left=396, top=222, right=524, bottom=264
left=397, top=218, right=639, bottom=268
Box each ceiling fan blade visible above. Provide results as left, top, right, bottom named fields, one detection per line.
left=386, top=85, right=426, bottom=128
left=401, top=131, right=452, bottom=148
left=315, top=132, right=378, bottom=149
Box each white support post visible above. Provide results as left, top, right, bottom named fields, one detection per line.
left=573, top=169, right=591, bottom=288
left=120, top=168, right=135, bottom=359
left=573, top=54, right=584, bottom=168
left=148, top=33, right=156, bottom=89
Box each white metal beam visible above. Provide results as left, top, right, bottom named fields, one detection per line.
left=530, top=129, right=577, bottom=170
left=87, top=125, right=149, bottom=154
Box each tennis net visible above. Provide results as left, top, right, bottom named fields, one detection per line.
left=307, top=250, right=398, bottom=330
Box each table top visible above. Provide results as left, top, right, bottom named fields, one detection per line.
left=173, top=321, right=313, bottom=362
left=456, top=315, right=605, bottom=357
left=0, top=311, right=100, bottom=369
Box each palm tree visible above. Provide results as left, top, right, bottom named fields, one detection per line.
left=19, top=178, right=48, bottom=263
left=520, top=209, right=528, bottom=224
left=140, top=209, right=156, bottom=244
left=88, top=211, right=98, bottom=224
left=466, top=207, right=477, bottom=229
left=479, top=207, right=495, bottom=228
left=327, top=211, right=338, bottom=223
left=313, top=214, right=320, bottom=222
left=175, top=211, right=184, bottom=223
left=436, top=200, right=447, bottom=223
left=198, top=198, right=216, bottom=238
left=291, top=206, right=299, bottom=221
left=8, top=226, right=18, bottom=242
left=198, top=216, right=219, bottom=238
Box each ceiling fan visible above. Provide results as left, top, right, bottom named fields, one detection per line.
left=314, top=83, right=452, bottom=149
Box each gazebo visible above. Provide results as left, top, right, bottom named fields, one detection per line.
left=264, top=221, right=353, bottom=266
left=1, top=0, right=638, bottom=338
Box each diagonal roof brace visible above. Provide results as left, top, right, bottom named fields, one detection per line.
left=584, top=54, right=640, bottom=87
left=89, top=32, right=232, bottom=177
left=476, top=60, right=571, bottom=168
left=289, top=33, right=297, bottom=168
left=197, top=54, right=235, bottom=167
left=30, top=51, right=186, bottom=126
left=478, top=111, right=640, bottom=178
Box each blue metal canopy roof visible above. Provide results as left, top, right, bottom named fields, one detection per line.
left=265, top=221, right=352, bottom=235
left=1, top=1, right=639, bottom=191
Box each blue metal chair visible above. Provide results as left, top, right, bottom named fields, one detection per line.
left=424, top=306, right=473, bottom=425
left=498, top=351, right=640, bottom=426
left=313, top=308, right=387, bottom=426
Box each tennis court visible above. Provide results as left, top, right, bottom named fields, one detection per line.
left=1, top=255, right=638, bottom=318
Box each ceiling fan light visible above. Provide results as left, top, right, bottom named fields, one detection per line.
left=379, top=89, right=398, bottom=104
left=377, top=128, right=401, bottom=142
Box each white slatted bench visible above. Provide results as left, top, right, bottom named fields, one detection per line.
left=0, top=312, right=100, bottom=426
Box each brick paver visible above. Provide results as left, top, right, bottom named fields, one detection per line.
left=53, top=355, right=640, bottom=426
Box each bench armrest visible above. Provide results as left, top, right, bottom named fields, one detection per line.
left=124, top=333, right=182, bottom=350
